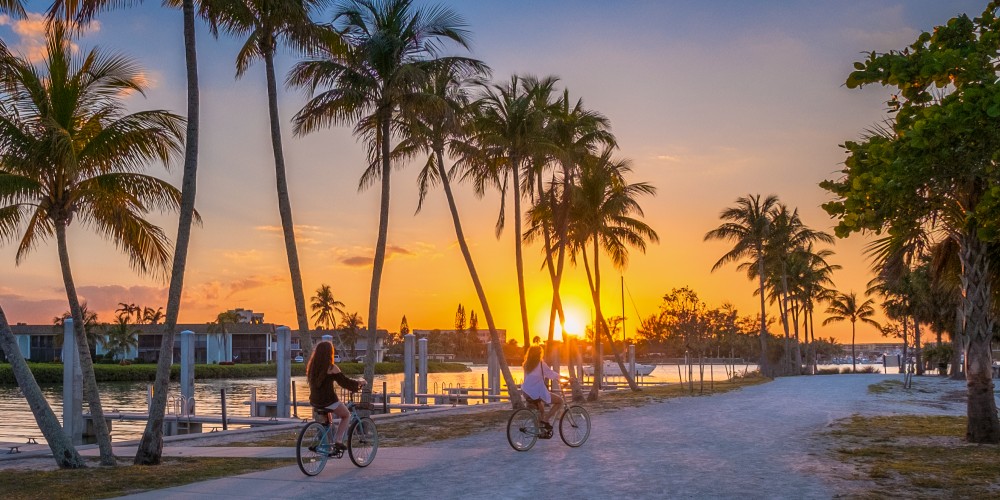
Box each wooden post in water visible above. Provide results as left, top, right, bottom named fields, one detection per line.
left=220, top=389, right=228, bottom=431
left=382, top=381, right=388, bottom=414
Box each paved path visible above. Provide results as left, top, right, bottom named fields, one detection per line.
left=113, top=374, right=967, bottom=499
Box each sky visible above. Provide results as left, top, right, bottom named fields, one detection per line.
left=0, top=0, right=988, bottom=345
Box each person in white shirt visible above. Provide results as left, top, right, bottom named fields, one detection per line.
left=521, top=344, right=564, bottom=437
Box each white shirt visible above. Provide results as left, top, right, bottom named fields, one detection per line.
left=521, top=361, right=559, bottom=404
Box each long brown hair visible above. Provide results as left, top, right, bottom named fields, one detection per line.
left=523, top=345, right=543, bottom=374
left=306, top=341, right=335, bottom=388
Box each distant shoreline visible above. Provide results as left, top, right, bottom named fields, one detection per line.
left=0, top=361, right=471, bottom=385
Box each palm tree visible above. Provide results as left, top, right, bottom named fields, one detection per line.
left=290, top=0, right=473, bottom=390
left=704, top=194, right=780, bottom=377
left=142, top=306, right=165, bottom=325
left=103, top=316, right=140, bottom=362
left=395, top=58, right=523, bottom=407
left=0, top=24, right=185, bottom=466
left=208, top=310, right=240, bottom=362
left=54, top=304, right=102, bottom=356
left=206, top=0, right=329, bottom=361
left=462, top=74, right=552, bottom=352
left=0, top=304, right=85, bottom=468
left=311, top=284, right=346, bottom=330
left=116, top=302, right=141, bottom=324
left=49, top=0, right=209, bottom=466
left=567, top=148, right=658, bottom=397
left=823, top=291, right=880, bottom=372
left=339, top=312, right=364, bottom=358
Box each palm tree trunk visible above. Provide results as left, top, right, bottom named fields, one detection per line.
left=511, top=157, right=531, bottom=352
left=434, top=149, right=522, bottom=408
left=0, top=306, right=86, bottom=468
left=55, top=221, right=114, bottom=466
left=755, top=250, right=770, bottom=376
left=135, top=0, right=199, bottom=465
left=778, top=269, right=792, bottom=374
left=950, top=307, right=964, bottom=380
left=913, top=315, right=923, bottom=376
left=958, top=232, right=999, bottom=443
left=363, top=110, right=393, bottom=390
left=264, top=50, right=313, bottom=359
left=851, top=321, right=857, bottom=372
left=582, top=239, right=640, bottom=392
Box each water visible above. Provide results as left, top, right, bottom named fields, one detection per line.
left=0, top=362, right=886, bottom=444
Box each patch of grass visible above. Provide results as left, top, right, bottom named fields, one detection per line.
left=828, top=414, right=1000, bottom=497
left=868, top=380, right=903, bottom=394
left=2, top=457, right=290, bottom=500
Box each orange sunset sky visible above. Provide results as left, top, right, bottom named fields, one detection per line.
left=1, top=1, right=985, bottom=345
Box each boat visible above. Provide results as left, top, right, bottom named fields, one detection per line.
left=583, top=359, right=655, bottom=377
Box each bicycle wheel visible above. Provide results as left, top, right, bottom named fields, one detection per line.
left=506, top=408, right=539, bottom=451
left=559, top=405, right=591, bottom=447
left=347, top=416, right=378, bottom=467
left=296, top=422, right=329, bottom=476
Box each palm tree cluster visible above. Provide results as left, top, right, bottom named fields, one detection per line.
left=705, top=194, right=839, bottom=377
left=0, top=0, right=659, bottom=467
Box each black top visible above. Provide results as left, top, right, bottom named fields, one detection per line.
left=309, top=371, right=362, bottom=408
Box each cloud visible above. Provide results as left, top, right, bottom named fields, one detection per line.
left=255, top=224, right=328, bottom=246
left=0, top=13, right=101, bottom=63
left=339, top=244, right=419, bottom=268
left=0, top=293, right=68, bottom=324
left=341, top=256, right=373, bottom=268
left=225, top=275, right=284, bottom=297
left=654, top=155, right=681, bottom=162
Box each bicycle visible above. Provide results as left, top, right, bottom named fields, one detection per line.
left=296, top=391, right=379, bottom=476
left=506, top=378, right=591, bottom=451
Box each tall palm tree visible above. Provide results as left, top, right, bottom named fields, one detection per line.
left=142, top=306, right=165, bottom=325
left=567, top=148, right=658, bottom=397
left=206, top=0, right=329, bottom=360
left=533, top=87, right=614, bottom=349
left=395, top=58, right=523, bottom=407
left=50, top=0, right=208, bottom=466
left=704, top=194, right=780, bottom=377
left=208, top=310, right=240, bottom=361
left=464, top=74, right=551, bottom=352
left=0, top=304, right=85, bottom=468
left=290, top=0, right=473, bottom=390
left=0, top=23, right=185, bottom=466
left=311, top=284, right=346, bottom=330
left=823, top=291, right=880, bottom=372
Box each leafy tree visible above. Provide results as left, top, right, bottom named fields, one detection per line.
left=0, top=24, right=184, bottom=465
left=821, top=3, right=1000, bottom=442
left=339, top=312, right=364, bottom=359
left=290, top=0, right=473, bottom=392
left=822, top=291, right=880, bottom=372
left=704, top=194, right=780, bottom=376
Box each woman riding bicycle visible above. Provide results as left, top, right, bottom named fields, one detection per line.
left=521, top=345, right=564, bottom=437
left=307, top=341, right=365, bottom=453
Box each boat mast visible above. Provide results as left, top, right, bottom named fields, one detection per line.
left=621, top=275, right=625, bottom=344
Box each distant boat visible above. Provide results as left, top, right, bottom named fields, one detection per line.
left=583, top=360, right=655, bottom=377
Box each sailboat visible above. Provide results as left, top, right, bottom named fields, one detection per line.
left=583, top=275, right=655, bottom=377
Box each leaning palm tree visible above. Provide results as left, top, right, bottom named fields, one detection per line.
left=0, top=23, right=185, bottom=466
left=206, top=0, right=330, bottom=360
left=395, top=58, right=524, bottom=407
left=0, top=304, right=85, bottom=468
left=566, top=148, right=658, bottom=397
left=290, top=0, right=473, bottom=390
left=704, top=194, right=780, bottom=377
left=823, top=291, right=880, bottom=372
left=50, top=0, right=208, bottom=466
left=311, top=284, right=347, bottom=330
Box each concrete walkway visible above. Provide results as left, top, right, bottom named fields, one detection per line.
left=110, top=374, right=967, bottom=499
